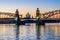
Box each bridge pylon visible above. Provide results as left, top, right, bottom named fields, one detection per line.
left=15, top=9, right=20, bottom=25
left=36, top=8, right=41, bottom=18
left=36, top=8, right=41, bottom=25
left=36, top=8, right=45, bottom=25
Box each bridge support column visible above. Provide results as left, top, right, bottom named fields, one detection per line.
left=15, top=9, right=20, bottom=40
left=36, top=25, right=40, bottom=40
left=36, top=8, right=40, bottom=40
left=36, top=8, right=45, bottom=40
left=39, top=20, right=45, bottom=25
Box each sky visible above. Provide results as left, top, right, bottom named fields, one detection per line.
left=0, top=0, right=60, bottom=18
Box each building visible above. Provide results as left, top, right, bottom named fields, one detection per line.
left=26, top=12, right=31, bottom=19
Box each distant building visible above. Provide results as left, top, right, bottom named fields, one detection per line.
left=26, top=12, right=31, bottom=19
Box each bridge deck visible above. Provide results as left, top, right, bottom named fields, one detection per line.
left=0, top=18, right=60, bottom=24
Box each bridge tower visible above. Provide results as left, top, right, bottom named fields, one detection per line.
left=36, top=8, right=44, bottom=25
left=15, top=9, right=20, bottom=40
left=36, top=8, right=41, bottom=18
left=36, top=8, right=41, bottom=25
left=15, top=9, right=20, bottom=25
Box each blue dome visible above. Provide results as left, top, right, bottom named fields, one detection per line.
left=26, top=12, right=30, bottom=19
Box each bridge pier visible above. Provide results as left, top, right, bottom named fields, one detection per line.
left=36, top=20, right=45, bottom=40
left=15, top=9, right=20, bottom=40
left=39, top=20, right=45, bottom=25
left=36, top=19, right=45, bottom=40
left=36, top=25, right=40, bottom=40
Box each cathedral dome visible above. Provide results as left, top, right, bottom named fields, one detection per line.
left=26, top=12, right=30, bottom=19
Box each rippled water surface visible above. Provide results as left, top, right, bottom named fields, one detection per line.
left=0, top=23, right=60, bottom=40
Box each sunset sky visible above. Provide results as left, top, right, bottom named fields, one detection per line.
left=0, top=0, right=60, bottom=18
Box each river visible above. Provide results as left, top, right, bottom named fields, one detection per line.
left=0, top=23, right=60, bottom=40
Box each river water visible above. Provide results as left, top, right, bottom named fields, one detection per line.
left=0, top=23, right=60, bottom=40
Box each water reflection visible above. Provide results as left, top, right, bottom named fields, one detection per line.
left=45, top=23, right=60, bottom=40
left=19, top=23, right=37, bottom=40
left=15, top=25, right=20, bottom=40
left=0, top=24, right=16, bottom=40
left=0, top=23, right=60, bottom=40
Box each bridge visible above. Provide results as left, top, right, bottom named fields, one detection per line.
left=0, top=8, right=60, bottom=25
